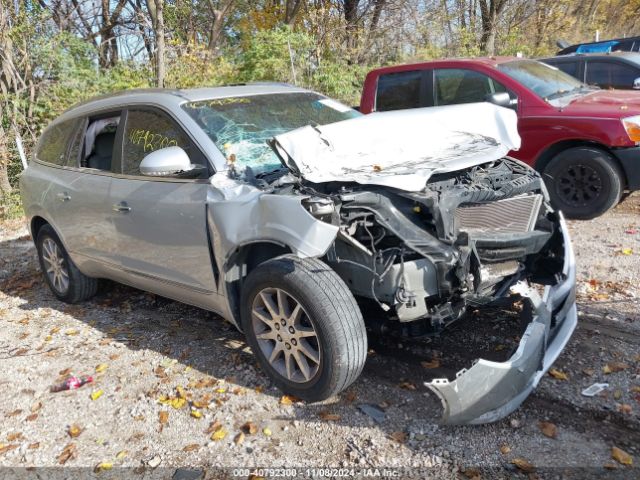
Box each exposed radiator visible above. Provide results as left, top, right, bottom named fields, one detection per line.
left=454, top=194, right=543, bottom=235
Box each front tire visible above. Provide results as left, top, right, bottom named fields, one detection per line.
left=543, top=147, right=623, bottom=220
left=241, top=255, right=367, bottom=402
left=36, top=224, right=98, bottom=303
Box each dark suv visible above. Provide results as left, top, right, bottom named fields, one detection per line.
left=541, top=52, right=640, bottom=90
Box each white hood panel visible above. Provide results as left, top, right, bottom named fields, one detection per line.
left=273, top=103, right=521, bottom=192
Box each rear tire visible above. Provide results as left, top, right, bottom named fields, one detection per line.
left=36, top=224, right=98, bottom=303
left=543, top=147, right=623, bottom=220
left=241, top=255, right=367, bottom=402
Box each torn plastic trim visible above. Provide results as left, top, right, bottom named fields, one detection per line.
left=426, top=214, right=577, bottom=424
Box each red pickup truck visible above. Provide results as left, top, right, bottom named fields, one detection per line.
left=360, top=57, right=640, bottom=219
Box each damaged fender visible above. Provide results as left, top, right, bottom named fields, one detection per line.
left=206, top=178, right=338, bottom=261
left=426, top=214, right=577, bottom=425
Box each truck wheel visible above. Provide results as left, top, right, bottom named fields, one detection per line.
left=36, top=224, right=98, bottom=303
left=241, top=255, right=367, bottom=401
left=543, top=147, right=623, bottom=220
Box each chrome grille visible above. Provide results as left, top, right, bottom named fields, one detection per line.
left=455, top=194, right=543, bottom=235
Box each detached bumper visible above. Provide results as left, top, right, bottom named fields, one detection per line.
left=427, top=214, right=577, bottom=425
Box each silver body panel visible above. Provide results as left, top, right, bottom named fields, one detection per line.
left=19, top=85, right=578, bottom=425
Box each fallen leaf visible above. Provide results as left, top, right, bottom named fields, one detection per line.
left=345, top=391, right=357, bottom=403
left=499, top=444, right=511, bottom=455
left=603, top=462, right=618, bottom=470
left=28, top=443, right=39, bottom=450
left=90, top=390, right=104, bottom=401
left=548, top=368, right=568, bottom=380
left=620, top=248, right=633, bottom=256
left=632, top=386, right=640, bottom=393
left=182, top=444, right=200, bottom=452
left=176, top=386, right=187, bottom=399
left=94, top=462, right=113, bottom=472
left=614, top=389, right=623, bottom=400
left=389, top=431, right=407, bottom=443
left=234, top=432, right=245, bottom=445
left=95, top=364, right=108, bottom=373
left=211, top=428, right=227, bottom=441
left=206, top=420, right=223, bottom=434
left=68, top=424, right=83, bottom=438
left=30, top=401, right=42, bottom=413
left=57, top=443, right=77, bottom=465
left=319, top=410, right=341, bottom=421
left=582, top=368, right=595, bottom=376
left=0, top=444, right=18, bottom=455
left=511, top=458, right=535, bottom=473
left=279, top=395, right=298, bottom=405
left=254, top=386, right=264, bottom=394
left=462, top=467, right=481, bottom=479
left=538, top=421, right=557, bottom=439
left=603, top=362, right=629, bottom=374
left=116, top=450, right=127, bottom=460
left=6, top=433, right=23, bottom=442
left=241, top=422, right=258, bottom=435
left=65, top=329, right=79, bottom=336
left=398, top=381, right=417, bottom=390
left=421, top=359, right=440, bottom=369
left=262, top=427, right=272, bottom=436
left=617, top=404, right=632, bottom=414
left=6, top=410, right=22, bottom=418
left=190, top=410, right=202, bottom=419
left=159, top=411, right=169, bottom=424
left=26, top=413, right=38, bottom=421
left=611, top=446, right=633, bottom=466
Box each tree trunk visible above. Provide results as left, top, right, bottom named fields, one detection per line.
left=154, top=0, right=165, bottom=88
left=0, top=125, right=13, bottom=204
left=479, top=0, right=506, bottom=55
left=344, top=0, right=360, bottom=51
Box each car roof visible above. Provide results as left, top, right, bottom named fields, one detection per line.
left=366, top=56, right=520, bottom=75
left=542, top=51, right=640, bottom=64
left=56, top=83, right=311, bottom=123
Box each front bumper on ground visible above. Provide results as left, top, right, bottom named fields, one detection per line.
left=427, top=214, right=577, bottom=425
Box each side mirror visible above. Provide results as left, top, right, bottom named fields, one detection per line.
left=139, top=146, right=202, bottom=177
left=633, top=77, right=640, bottom=90
left=485, top=92, right=517, bottom=109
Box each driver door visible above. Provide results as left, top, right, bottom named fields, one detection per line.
left=108, top=106, right=218, bottom=301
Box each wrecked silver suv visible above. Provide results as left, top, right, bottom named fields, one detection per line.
left=20, top=85, right=576, bottom=424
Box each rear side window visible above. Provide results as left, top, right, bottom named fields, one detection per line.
left=122, top=109, right=201, bottom=176
left=549, top=60, right=579, bottom=78
left=36, top=119, right=81, bottom=166
left=434, top=69, right=505, bottom=106
left=376, top=70, right=423, bottom=111
left=586, top=61, right=639, bottom=89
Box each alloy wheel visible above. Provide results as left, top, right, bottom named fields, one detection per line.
left=251, top=287, right=321, bottom=383
left=41, top=237, right=69, bottom=294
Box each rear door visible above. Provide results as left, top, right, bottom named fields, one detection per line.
left=41, top=113, right=121, bottom=269
left=108, top=106, right=217, bottom=297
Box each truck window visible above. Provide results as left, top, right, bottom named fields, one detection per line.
left=375, top=70, right=422, bottom=111
left=549, top=60, right=579, bottom=78
left=434, top=69, right=506, bottom=106
left=586, top=61, right=639, bottom=89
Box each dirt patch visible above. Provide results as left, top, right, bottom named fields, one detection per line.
left=0, top=195, right=639, bottom=477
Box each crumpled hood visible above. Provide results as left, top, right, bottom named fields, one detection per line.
left=273, top=103, right=521, bottom=192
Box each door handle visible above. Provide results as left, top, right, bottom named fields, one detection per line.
left=56, top=192, right=71, bottom=202
left=112, top=202, right=132, bottom=213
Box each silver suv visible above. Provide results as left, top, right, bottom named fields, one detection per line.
left=20, top=85, right=577, bottom=424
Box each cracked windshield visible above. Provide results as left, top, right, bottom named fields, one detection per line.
left=183, top=92, right=360, bottom=176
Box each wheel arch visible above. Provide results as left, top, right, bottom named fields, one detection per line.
left=534, top=140, right=628, bottom=188
left=223, top=241, right=295, bottom=329
left=30, top=216, right=49, bottom=240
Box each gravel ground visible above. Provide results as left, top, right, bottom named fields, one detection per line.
left=0, top=194, right=639, bottom=479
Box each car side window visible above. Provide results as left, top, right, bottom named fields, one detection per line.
left=586, top=61, right=639, bottom=89
left=434, top=68, right=506, bottom=106
left=122, top=109, right=198, bottom=176
left=551, top=61, right=579, bottom=78
left=36, top=119, right=82, bottom=167
left=81, top=115, right=121, bottom=171
left=376, top=70, right=423, bottom=111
